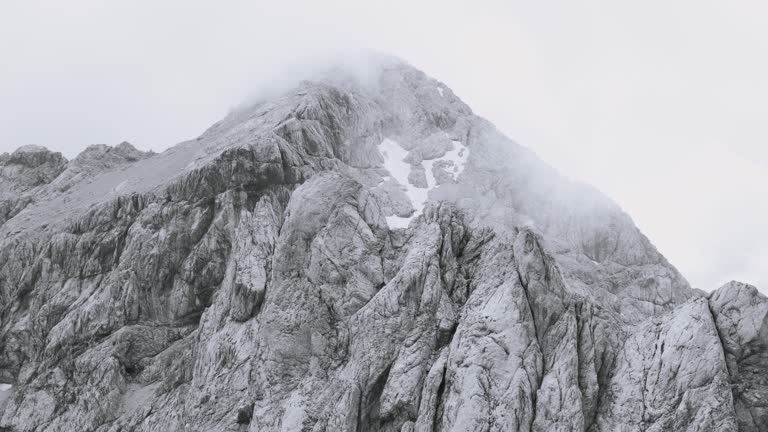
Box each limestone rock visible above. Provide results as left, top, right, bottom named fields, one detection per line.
left=710, top=282, right=768, bottom=431
left=0, top=57, right=763, bottom=432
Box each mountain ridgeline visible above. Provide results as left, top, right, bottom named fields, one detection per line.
left=0, top=59, right=765, bottom=431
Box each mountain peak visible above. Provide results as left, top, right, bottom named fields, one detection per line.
left=0, top=61, right=688, bottom=321
left=12, top=144, right=50, bottom=154
left=2, top=60, right=762, bottom=432
left=73, top=141, right=151, bottom=164
left=5, top=144, right=65, bottom=168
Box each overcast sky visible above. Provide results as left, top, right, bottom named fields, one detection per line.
left=1, top=0, right=766, bottom=292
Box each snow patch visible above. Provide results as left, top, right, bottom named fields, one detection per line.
left=121, top=383, right=158, bottom=416
left=386, top=214, right=412, bottom=229
left=0, top=384, right=13, bottom=404
left=380, top=138, right=469, bottom=229
left=436, top=87, right=444, bottom=97
left=281, top=391, right=307, bottom=430
left=423, top=140, right=469, bottom=188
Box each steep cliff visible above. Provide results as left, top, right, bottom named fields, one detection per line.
left=0, top=58, right=763, bottom=431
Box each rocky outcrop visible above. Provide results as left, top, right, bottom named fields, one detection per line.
left=0, top=58, right=764, bottom=431
left=0, top=145, right=68, bottom=225
left=48, top=142, right=154, bottom=193
left=592, top=298, right=737, bottom=431
left=0, top=142, right=153, bottom=228
left=710, top=282, right=768, bottom=431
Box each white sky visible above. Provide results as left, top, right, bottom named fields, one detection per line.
left=1, top=0, right=766, bottom=292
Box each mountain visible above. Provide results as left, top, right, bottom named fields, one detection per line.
left=0, top=58, right=765, bottom=432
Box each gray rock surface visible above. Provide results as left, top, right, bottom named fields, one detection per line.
left=710, top=282, right=768, bottom=431
left=0, top=145, right=68, bottom=225
left=0, top=57, right=764, bottom=431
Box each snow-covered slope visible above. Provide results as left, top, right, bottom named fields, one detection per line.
left=0, top=58, right=764, bottom=432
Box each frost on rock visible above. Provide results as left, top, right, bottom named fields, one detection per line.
left=0, top=57, right=764, bottom=432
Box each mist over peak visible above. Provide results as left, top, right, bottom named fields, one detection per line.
left=230, top=51, right=406, bottom=112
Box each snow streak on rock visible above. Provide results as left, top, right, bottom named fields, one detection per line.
left=381, top=138, right=468, bottom=228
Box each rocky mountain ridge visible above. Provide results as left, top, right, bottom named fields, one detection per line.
left=0, top=58, right=765, bottom=431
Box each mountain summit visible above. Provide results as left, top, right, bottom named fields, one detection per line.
left=0, top=59, right=765, bottom=431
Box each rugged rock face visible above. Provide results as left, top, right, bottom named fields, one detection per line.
left=709, top=282, right=768, bottom=431
left=0, top=142, right=153, bottom=228
left=0, top=145, right=68, bottom=225
left=0, top=58, right=764, bottom=431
